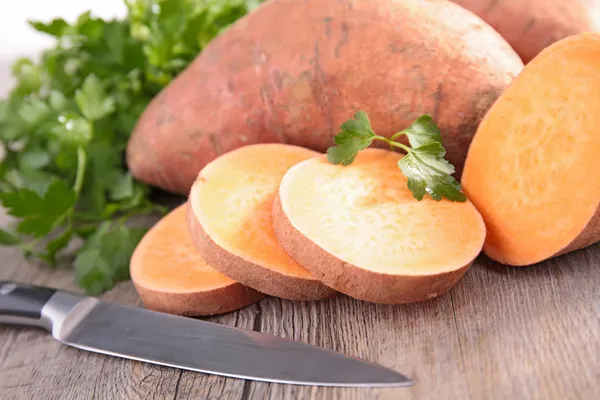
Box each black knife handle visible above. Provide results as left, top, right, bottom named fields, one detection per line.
left=0, top=281, right=57, bottom=327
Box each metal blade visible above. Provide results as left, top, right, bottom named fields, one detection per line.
left=56, top=301, right=412, bottom=387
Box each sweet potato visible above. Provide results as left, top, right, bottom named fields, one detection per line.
left=127, top=0, right=523, bottom=195
left=451, top=0, right=600, bottom=63
left=187, top=144, right=335, bottom=301
left=130, top=205, right=265, bottom=316
left=272, top=149, right=486, bottom=304
left=461, top=33, right=600, bottom=266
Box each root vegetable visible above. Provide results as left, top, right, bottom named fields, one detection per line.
left=127, top=0, right=523, bottom=195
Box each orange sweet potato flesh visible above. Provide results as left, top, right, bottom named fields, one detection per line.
left=461, top=33, right=600, bottom=267
left=130, top=205, right=265, bottom=316
left=273, top=149, right=486, bottom=304
left=451, top=0, right=600, bottom=63
left=127, top=0, right=523, bottom=195
left=187, top=144, right=335, bottom=301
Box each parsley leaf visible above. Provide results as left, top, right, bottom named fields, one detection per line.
left=11, top=58, right=43, bottom=95
left=337, top=110, right=375, bottom=142
left=50, top=112, right=93, bottom=146
left=48, top=90, right=69, bottom=111
left=110, top=173, right=134, bottom=201
left=327, top=111, right=376, bottom=166
left=0, top=228, right=20, bottom=245
left=101, top=226, right=147, bottom=281
left=18, top=149, right=51, bottom=170
left=398, top=144, right=466, bottom=202
left=29, top=18, right=69, bottom=37
left=403, top=115, right=442, bottom=148
left=75, top=222, right=147, bottom=294
left=75, top=75, right=116, bottom=121
left=75, top=248, right=114, bottom=295
left=19, top=98, right=52, bottom=128
left=80, top=142, right=122, bottom=214
left=327, top=111, right=466, bottom=202
left=0, top=179, right=76, bottom=237
left=42, top=229, right=73, bottom=266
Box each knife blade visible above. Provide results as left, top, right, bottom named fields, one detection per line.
left=0, top=281, right=412, bottom=387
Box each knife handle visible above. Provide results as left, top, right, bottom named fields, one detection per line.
left=0, top=281, right=57, bottom=329
left=0, top=281, right=90, bottom=335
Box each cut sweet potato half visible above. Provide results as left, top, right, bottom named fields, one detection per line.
left=188, top=144, right=335, bottom=301
left=131, top=205, right=265, bottom=316
left=273, top=149, right=486, bottom=304
left=461, top=33, right=600, bottom=266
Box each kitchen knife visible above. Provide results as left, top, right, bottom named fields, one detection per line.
left=0, top=281, right=412, bottom=387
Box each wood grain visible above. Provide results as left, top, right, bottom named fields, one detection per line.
left=1, top=208, right=600, bottom=400
left=452, top=250, right=600, bottom=400
left=243, top=294, right=470, bottom=400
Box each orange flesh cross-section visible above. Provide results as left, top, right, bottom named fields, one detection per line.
left=190, top=144, right=319, bottom=278
left=130, top=205, right=236, bottom=292
left=462, top=38, right=600, bottom=265
left=279, top=149, right=486, bottom=274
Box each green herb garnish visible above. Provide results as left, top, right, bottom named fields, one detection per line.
left=0, top=0, right=262, bottom=294
left=327, top=111, right=467, bottom=202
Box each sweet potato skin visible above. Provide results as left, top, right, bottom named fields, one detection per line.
left=133, top=281, right=265, bottom=317
left=272, top=194, right=474, bottom=304
left=127, top=0, right=523, bottom=194
left=451, top=0, right=600, bottom=63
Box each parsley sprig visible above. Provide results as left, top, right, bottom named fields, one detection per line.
left=327, top=111, right=467, bottom=202
left=0, top=0, right=262, bottom=294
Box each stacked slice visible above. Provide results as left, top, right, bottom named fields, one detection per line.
left=132, top=143, right=486, bottom=314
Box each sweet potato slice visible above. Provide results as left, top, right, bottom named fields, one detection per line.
left=273, top=149, right=486, bottom=304
left=188, top=144, right=335, bottom=301
left=131, top=205, right=265, bottom=316
left=461, top=33, right=600, bottom=266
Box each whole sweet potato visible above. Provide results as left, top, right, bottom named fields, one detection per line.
left=451, top=0, right=600, bottom=63
left=127, top=0, right=523, bottom=195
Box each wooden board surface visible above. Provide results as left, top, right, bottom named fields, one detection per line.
left=1, top=212, right=599, bottom=400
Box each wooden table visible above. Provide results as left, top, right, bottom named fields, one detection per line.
left=1, top=211, right=599, bottom=400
